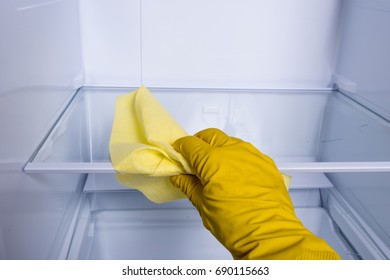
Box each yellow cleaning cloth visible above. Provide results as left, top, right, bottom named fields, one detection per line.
left=109, top=86, right=290, bottom=203
left=109, top=86, right=195, bottom=203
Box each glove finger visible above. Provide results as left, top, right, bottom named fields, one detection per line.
left=195, top=128, right=241, bottom=147
left=170, top=175, right=204, bottom=211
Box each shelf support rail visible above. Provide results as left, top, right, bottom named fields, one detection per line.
left=24, top=161, right=390, bottom=174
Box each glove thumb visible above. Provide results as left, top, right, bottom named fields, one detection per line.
left=170, top=175, right=204, bottom=211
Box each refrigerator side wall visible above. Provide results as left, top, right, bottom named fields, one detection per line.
left=334, top=0, right=390, bottom=120
left=318, top=93, right=390, bottom=258
left=0, top=0, right=84, bottom=259
left=319, top=0, right=390, bottom=258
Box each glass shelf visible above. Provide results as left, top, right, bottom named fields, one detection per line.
left=24, top=87, right=390, bottom=191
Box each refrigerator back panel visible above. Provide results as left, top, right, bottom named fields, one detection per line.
left=79, top=0, right=341, bottom=89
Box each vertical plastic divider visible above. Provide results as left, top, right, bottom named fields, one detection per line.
left=140, top=0, right=144, bottom=85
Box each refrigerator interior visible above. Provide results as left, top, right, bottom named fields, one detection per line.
left=25, top=87, right=389, bottom=260
left=1, top=0, right=390, bottom=260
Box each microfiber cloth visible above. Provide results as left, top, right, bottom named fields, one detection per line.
left=109, top=86, right=291, bottom=203
left=109, top=85, right=195, bottom=203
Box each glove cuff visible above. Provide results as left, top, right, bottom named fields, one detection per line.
left=295, top=249, right=341, bottom=260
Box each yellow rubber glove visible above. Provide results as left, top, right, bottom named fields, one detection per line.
left=170, top=128, right=341, bottom=260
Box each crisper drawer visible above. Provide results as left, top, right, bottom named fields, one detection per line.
left=24, top=87, right=390, bottom=259
left=66, top=190, right=353, bottom=260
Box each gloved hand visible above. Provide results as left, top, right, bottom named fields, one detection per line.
left=170, top=128, right=341, bottom=260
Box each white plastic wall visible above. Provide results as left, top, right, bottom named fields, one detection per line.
left=335, top=0, right=390, bottom=121
left=325, top=1, right=390, bottom=256
left=79, top=0, right=141, bottom=86
left=80, top=0, right=341, bottom=89
left=318, top=92, right=390, bottom=258
left=0, top=0, right=83, bottom=259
